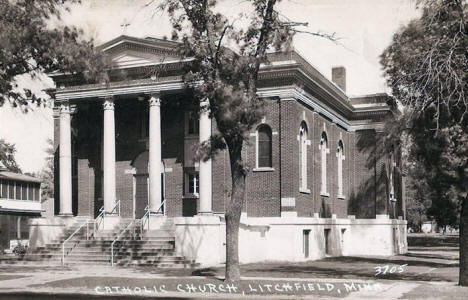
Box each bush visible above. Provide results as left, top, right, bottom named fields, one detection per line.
left=13, top=244, right=27, bottom=256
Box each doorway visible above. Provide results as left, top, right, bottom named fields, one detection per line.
left=324, top=228, right=331, bottom=255
left=132, top=151, right=165, bottom=218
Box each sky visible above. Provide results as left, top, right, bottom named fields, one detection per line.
left=0, top=0, right=420, bottom=173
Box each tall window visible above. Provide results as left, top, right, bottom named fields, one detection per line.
left=320, top=132, right=329, bottom=195
left=186, top=111, right=199, bottom=135
left=257, top=125, right=272, bottom=168
left=299, top=122, right=308, bottom=191
left=389, top=153, right=395, bottom=201
left=184, top=170, right=199, bottom=196
left=337, top=140, right=345, bottom=198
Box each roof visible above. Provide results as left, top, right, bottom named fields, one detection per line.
left=50, top=35, right=393, bottom=128
left=0, top=171, right=42, bottom=183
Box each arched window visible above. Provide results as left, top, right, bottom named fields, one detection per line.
left=320, top=132, right=329, bottom=195
left=257, top=125, right=272, bottom=168
left=299, top=122, right=308, bottom=191
left=337, top=140, right=345, bottom=198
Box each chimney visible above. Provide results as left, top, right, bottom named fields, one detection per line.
left=332, top=66, right=346, bottom=92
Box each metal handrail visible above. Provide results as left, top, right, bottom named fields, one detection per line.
left=140, top=205, right=151, bottom=232
left=110, top=200, right=121, bottom=216
left=94, top=206, right=105, bottom=232
left=62, top=221, right=89, bottom=266
left=140, top=200, right=166, bottom=231
left=94, top=200, right=121, bottom=231
left=157, top=199, right=166, bottom=215
left=110, top=220, right=135, bottom=267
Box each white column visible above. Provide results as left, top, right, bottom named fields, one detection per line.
left=198, top=99, right=212, bottom=214
left=103, top=98, right=117, bottom=214
left=148, top=94, right=162, bottom=214
left=59, top=102, right=73, bottom=216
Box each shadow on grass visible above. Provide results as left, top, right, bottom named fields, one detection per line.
left=319, top=256, right=457, bottom=268
left=404, top=253, right=458, bottom=261
left=408, top=235, right=459, bottom=248
left=191, top=268, right=217, bottom=277
left=242, top=262, right=457, bottom=282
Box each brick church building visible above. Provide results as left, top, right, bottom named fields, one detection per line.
left=29, top=35, right=407, bottom=266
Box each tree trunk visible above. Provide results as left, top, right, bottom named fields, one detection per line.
left=459, top=196, right=468, bottom=286
left=225, top=146, right=246, bottom=283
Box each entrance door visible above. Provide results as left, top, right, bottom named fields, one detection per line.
left=133, top=172, right=165, bottom=218
left=134, top=174, right=148, bottom=219
left=132, top=151, right=166, bottom=218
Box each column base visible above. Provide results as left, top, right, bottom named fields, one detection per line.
left=58, top=213, right=73, bottom=217
left=147, top=214, right=167, bottom=230
left=197, top=211, right=214, bottom=216
left=100, top=215, right=121, bottom=230
left=376, top=214, right=390, bottom=219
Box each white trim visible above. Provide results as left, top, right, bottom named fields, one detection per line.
left=132, top=176, right=136, bottom=219
left=252, top=167, right=274, bottom=172
left=281, top=197, right=296, bottom=207
left=55, top=81, right=185, bottom=101
left=255, top=125, right=273, bottom=169
left=257, top=86, right=390, bottom=131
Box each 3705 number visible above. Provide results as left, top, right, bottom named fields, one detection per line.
left=374, top=264, right=407, bottom=276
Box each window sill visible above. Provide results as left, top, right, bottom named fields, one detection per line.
left=299, top=188, right=311, bottom=194
left=252, top=167, right=275, bottom=172
left=0, top=198, right=40, bottom=202
left=183, top=194, right=199, bottom=199
left=337, top=195, right=346, bottom=200
left=320, top=192, right=330, bottom=197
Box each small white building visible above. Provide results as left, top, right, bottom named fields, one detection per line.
left=0, top=163, right=42, bottom=251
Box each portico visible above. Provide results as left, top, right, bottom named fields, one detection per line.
left=56, top=89, right=214, bottom=227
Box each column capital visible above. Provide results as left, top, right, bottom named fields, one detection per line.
left=149, top=94, right=161, bottom=106
left=59, top=102, right=71, bottom=114
left=200, top=98, right=210, bottom=108
left=103, top=98, right=115, bottom=110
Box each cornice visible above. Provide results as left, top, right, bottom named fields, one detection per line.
left=54, top=79, right=185, bottom=101
left=257, top=86, right=389, bottom=132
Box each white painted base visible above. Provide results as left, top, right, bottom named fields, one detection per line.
left=280, top=211, right=298, bottom=217
left=174, top=216, right=408, bottom=267
left=28, top=216, right=88, bottom=249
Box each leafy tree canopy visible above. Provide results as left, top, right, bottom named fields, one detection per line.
left=381, top=0, right=468, bottom=285
left=0, top=139, right=21, bottom=173
left=0, top=0, right=102, bottom=108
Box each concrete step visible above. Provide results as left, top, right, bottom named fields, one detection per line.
left=95, top=230, right=175, bottom=238
left=44, top=239, right=175, bottom=247
left=114, top=255, right=184, bottom=262
left=115, top=260, right=193, bottom=268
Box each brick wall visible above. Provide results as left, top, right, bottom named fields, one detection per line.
left=55, top=96, right=396, bottom=220
left=244, top=98, right=281, bottom=217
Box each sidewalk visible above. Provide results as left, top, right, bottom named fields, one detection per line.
left=0, top=263, right=466, bottom=299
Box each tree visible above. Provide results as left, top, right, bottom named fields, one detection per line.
left=38, top=138, right=55, bottom=199
left=0, top=139, right=21, bottom=173
left=0, top=0, right=102, bottom=108
left=158, top=0, right=335, bottom=282
left=381, top=0, right=468, bottom=285
left=405, top=169, right=431, bottom=232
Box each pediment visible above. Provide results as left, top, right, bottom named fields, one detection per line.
left=99, top=35, right=182, bottom=68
